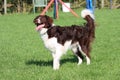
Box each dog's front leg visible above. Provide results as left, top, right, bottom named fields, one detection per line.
left=53, top=56, right=60, bottom=70
left=52, top=50, right=63, bottom=70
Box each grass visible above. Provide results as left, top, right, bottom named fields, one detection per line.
left=0, top=9, right=120, bottom=80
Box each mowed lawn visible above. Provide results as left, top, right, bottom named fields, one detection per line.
left=0, top=9, right=120, bottom=80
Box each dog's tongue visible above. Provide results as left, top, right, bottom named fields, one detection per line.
left=36, top=24, right=45, bottom=31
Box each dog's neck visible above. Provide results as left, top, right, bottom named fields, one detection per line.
left=40, top=23, right=55, bottom=35
left=39, top=28, right=48, bottom=36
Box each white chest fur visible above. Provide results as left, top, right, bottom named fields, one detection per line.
left=40, top=28, right=58, bottom=52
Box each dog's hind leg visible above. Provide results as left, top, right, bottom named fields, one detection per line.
left=78, top=45, right=90, bottom=65
left=72, top=46, right=84, bottom=65
left=86, top=55, right=90, bottom=65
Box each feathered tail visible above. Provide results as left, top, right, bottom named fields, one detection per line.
left=81, top=9, right=95, bottom=40
left=80, top=9, right=95, bottom=58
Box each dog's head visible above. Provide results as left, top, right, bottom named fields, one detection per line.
left=33, top=15, right=53, bottom=31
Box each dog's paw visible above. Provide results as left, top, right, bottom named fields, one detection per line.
left=53, top=66, right=59, bottom=70
left=86, top=56, right=90, bottom=65
left=53, top=63, right=60, bottom=70
left=77, top=57, right=83, bottom=65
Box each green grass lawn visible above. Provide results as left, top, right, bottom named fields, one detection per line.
left=0, top=9, right=120, bottom=80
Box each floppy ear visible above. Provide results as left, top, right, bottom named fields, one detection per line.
left=48, top=16, right=53, bottom=25
left=45, top=15, right=53, bottom=26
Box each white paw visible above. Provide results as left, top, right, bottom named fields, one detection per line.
left=53, top=62, right=60, bottom=70
left=77, top=62, right=82, bottom=65
left=77, top=57, right=82, bottom=65
left=87, top=62, right=90, bottom=65
left=86, top=56, right=90, bottom=65
left=53, top=65, right=60, bottom=70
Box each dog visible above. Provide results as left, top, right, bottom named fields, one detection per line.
left=33, top=9, right=95, bottom=70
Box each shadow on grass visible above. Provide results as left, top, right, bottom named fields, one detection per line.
left=26, top=56, right=78, bottom=67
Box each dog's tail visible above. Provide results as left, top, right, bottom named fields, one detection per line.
left=81, top=9, right=94, bottom=20
left=81, top=9, right=94, bottom=28
left=81, top=9, right=95, bottom=39
left=80, top=9, right=95, bottom=58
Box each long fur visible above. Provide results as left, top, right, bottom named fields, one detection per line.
left=33, top=9, right=95, bottom=70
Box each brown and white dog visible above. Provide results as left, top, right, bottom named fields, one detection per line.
left=33, top=9, right=95, bottom=70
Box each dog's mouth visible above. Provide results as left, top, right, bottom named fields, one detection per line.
left=35, top=23, right=45, bottom=31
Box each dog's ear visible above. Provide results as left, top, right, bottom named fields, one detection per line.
left=45, top=15, right=53, bottom=26
left=48, top=16, right=53, bottom=25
